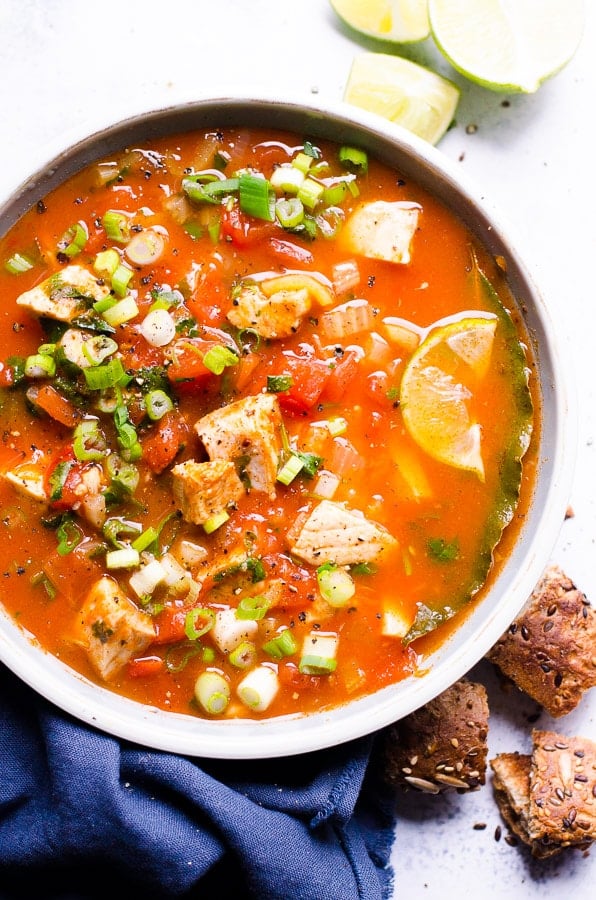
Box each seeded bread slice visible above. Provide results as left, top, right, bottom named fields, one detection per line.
left=381, top=678, right=489, bottom=793
left=491, top=729, right=596, bottom=857
left=486, top=565, right=596, bottom=717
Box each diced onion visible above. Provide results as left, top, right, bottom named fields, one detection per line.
left=212, top=607, right=258, bottom=654
left=320, top=298, right=374, bottom=342
left=129, top=558, right=166, bottom=597
left=317, top=564, right=355, bottom=608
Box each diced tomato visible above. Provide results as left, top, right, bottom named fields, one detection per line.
left=268, top=237, right=313, bottom=267
left=260, top=553, right=318, bottom=608
left=278, top=663, right=320, bottom=691
left=320, top=349, right=360, bottom=403
left=118, top=324, right=164, bottom=371
left=152, top=606, right=188, bottom=644
left=0, top=362, right=15, bottom=388
left=275, top=354, right=332, bottom=415
left=231, top=350, right=262, bottom=394
left=188, top=262, right=227, bottom=326
left=220, top=205, right=277, bottom=248
left=166, top=337, right=221, bottom=388
left=33, top=383, right=82, bottom=428
left=128, top=655, right=165, bottom=678
left=44, top=447, right=87, bottom=511
left=141, top=410, right=189, bottom=474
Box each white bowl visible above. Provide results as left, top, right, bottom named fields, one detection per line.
left=0, top=96, right=574, bottom=758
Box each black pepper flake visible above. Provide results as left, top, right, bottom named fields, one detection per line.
left=521, top=624, right=530, bottom=640
left=298, top=611, right=306, bottom=623
left=473, top=823, right=487, bottom=831
left=16, top=566, right=25, bottom=576
left=504, top=834, right=518, bottom=847
left=397, top=178, right=405, bottom=187
left=56, top=251, right=69, bottom=264
left=509, top=622, right=518, bottom=634
left=494, top=825, right=502, bottom=842
left=367, top=275, right=376, bottom=288
left=540, top=663, right=551, bottom=673
left=554, top=673, right=563, bottom=687
left=36, top=199, right=47, bottom=214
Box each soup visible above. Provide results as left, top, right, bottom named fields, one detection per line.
left=0, top=127, right=535, bottom=720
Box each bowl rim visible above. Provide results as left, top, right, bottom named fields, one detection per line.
left=0, top=93, right=576, bottom=758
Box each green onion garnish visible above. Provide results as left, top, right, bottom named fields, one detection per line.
left=202, top=344, right=239, bottom=375
left=93, top=248, right=120, bottom=277
left=236, top=594, right=270, bottom=620
left=144, top=388, right=174, bottom=421
left=316, top=562, right=355, bottom=608
left=228, top=640, right=257, bottom=669
left=58, top=221, right=88, bottom=258
left=84, top=357, right=126, bottom=390
left=106, top=547, right=140, bottom=569
left=56, top=516, right=83, bottom=556
left=24, top=353, right=56, bottom=378
left=238, top=172, right=274, bottom=221
left=262, top=628, right=297, bottom=659
left=82, top=335, right=118, bottom=366
left=102, top=210, right=131, bottom=243
left=297, top=178, right=325, bottom=210
left=276, top=454, right=304, bottom=486
left=110, top=264, right=134, bottom=299
left=184, top=607, right=216, bottom=641
left=194, top=670, right=230, bottom=715
left=275, top=197, right=305, bottom=229
left=5, top=252, right=34, bottom=274
left=103, top=516, right=142, bottom=549
left=339, top=146, right=368, bottom=173
left=73, top=419, right=107, bottom=462
left=299, top=654, right=337, bottom=675
left=203, top=510, right=230, bottom=534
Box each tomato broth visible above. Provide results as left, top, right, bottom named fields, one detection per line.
left=0, top=127, right=537, bottom=720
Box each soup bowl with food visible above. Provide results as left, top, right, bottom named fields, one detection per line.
left=0, top=96, right=572, bottom=758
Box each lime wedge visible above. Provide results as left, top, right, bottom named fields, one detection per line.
left=330, top=0, right=430, bottom=44
left=343, top=52, right=460, bottom=145
left=429, top=0, right=585, bottom=93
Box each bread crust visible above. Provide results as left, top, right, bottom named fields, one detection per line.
left=381, top=678, right=489, bottom=793
left=491, top=729, right=596, bottom=857
left=486, top=565, right=596, bottom=717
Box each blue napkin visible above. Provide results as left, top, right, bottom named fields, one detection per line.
left=0, top=664, right=396, bottom=899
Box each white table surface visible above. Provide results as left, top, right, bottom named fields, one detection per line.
left=1, top=2, right=594, bottom=897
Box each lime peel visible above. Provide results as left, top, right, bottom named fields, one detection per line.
left=330, top=0, right=430, bottom=44
left=428, top=0, right=585, bottom=93
left=343, top=52, right=460, bottom=145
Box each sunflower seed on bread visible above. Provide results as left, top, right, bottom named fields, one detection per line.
left=491, top=729, right=596, bottom=858
left=486, top=565, right=596, bottom=717
left=381, top=678, right=489, bottom=793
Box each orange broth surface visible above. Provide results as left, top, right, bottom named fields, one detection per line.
left=0, top=127, right=538, bottom=720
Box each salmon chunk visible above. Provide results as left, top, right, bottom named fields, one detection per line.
left=16, top=265, right=111, bottom=322
left=78, top=576, right=155, bottom=680
left=195, top=394, right=282, bottom=498
left=172, top=458, right=245, bottom=525
left=288, top=499, right=397, bottom=567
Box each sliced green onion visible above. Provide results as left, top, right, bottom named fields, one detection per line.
left=56, top=517, right=83, bottom=556
left=82, top=335, right=118, bottom=366
left=299, top=631, right=338, bottom=674
left=101, top=294, right=138, bottom=326
left=203, top=510, right=230, bottom=534
left=93, top=248, right=120, bottom=277
left=202, top=344, right=238, bottom=375
left=327, top=416, right=347, bottom=437
left=30, top=570, right=57, bottom=600
left=236, top=594, right=270, bottom=621
left=165, top=641, right=202, bottom=673
left=322, top=182, right=351, bottom=206
left=24, top=353, right=56, bottom=378
left=125, top=230, right=166, bottom=266
left=48, top=460, right=73, bottom=503
left=262, top=628, right=297, bottom=659
left=317, top=562, right=355, bottom=608
left=267, top=374, right=293, bottom=393
left=236, top=665, right=279, bottom=712
left=144, top=388, right=174, bottom=421
left=102, top=210, right=131, bottom=243
left=299, top=654, right=337, bottom=674
left=5, top=252, right=34, bottom=274
left=103, top=516, right=142, bottom=548
left=184, top=607, right=216, bottom=641
left=270, top=165, right=305, bottom=193
left=275, top=197, right=304, bottom=229
left=110, top=264, right=134, bottom=299
left=84, top=357, right=126, bottom=390
left=276, top=454, right=304, bottom=486
left=229, top=640, right=257, bottom=669
left=106, top=547, right=141, bottom=569
left=58, top=221, right=88, bottom=258
left=73, top=419, right=107, bottom=462
left=131, top=526, right=159, bottom=553
left=297, top=178, right=325, bottom=210
left=292, top=151, right=314, bottom=174
left=106, top=454, right=139, bottom=497
left=194, top=670, right=230, bottom=715
left=238, top=172, right=274, bottom=221
left=339, top=146, right=368, bottom=173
